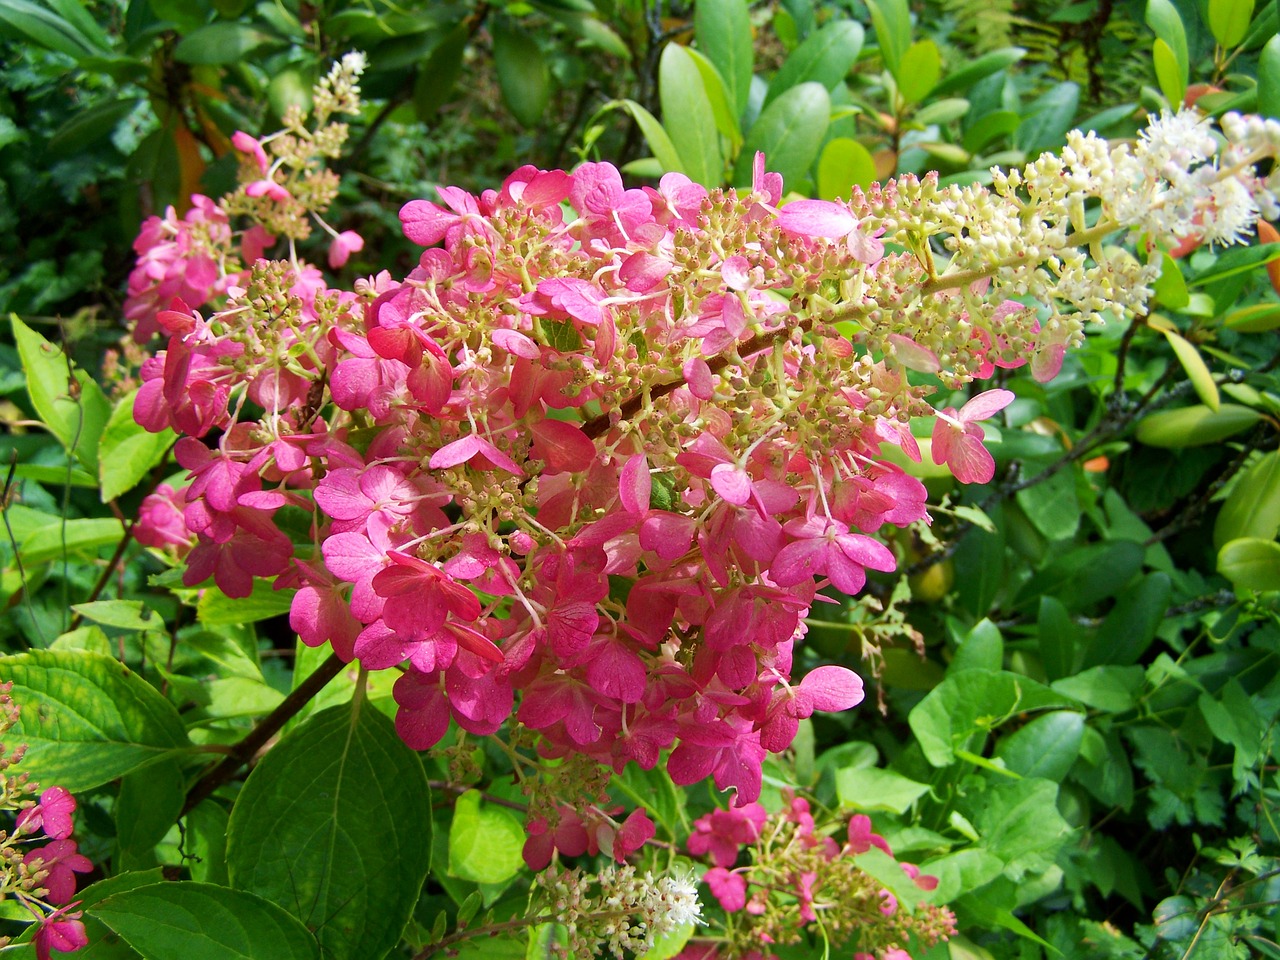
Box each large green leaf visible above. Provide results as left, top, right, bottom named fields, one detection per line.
left=659, top=43, right=723, bottom=186
left=1218, top=537, right=1280, bottom=591
left=765, top=19, right=864, bottom=106
left=1208, top=0, right=1255, bottom=49
left=694, top=0, right=754, bottom=116
left=1085, top=572, right=1171, bottom=666
left=732, top=82, right=830, bottom=188
left=12, top=315, right=111, bottom=474
left=89, top=882, right=320, bottom=960
left=1015, top=82, right=1080, bottom=154
left=1215, top=451, right=1280, bottom=548
left=1146, top=0, right=1189, bottom=101
left=835, top=766, right=930, bottom=814
left=0, top=0, right=108, bottom=59
left=864, top=0, right=911, bottom=78
left=116, top=759, right=186, bottom=871
left=173, top=22, right=281, bottom=65
left=932, top=47, right=1026, bottom=98
left=1135, top=404, right=1261, bottom=447
left=2, top=650, right=191, bottom=791
left=99, top=390, right=174, bottom=501
left=20, top=517, right=125, bottom=566
left=994, top=711, right=1085, bottom=780
left=685, top=48, right=742, bottom=150
left=448, top=789, right=526, bottom=885
left=226, top=702, right=432, bottom=960
left=896, top=38, right=941, bottom=104
left=615, top=99, right=686, bottom=175
left=817, top=137, right=877, bottom=199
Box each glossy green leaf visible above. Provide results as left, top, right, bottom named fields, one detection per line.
left=1016, top=82, right=1080, bottom=154
left=994, top=711, right=1084, bottom=780
left=897, top=39, right=941, bottom=104
left=1086, top=572, right=1172, bottom=666
left=835, top=766, right=930, bottom=813
left=448, top=789, right=526, bottom=885
left=1215, top=451, right=1280, bottom=548
left=12, top=315, right=111, bottom=474
left=694, top=0, right=754, bottom=116
left=1037, top=595, right=1078, bottom=681
left=1208, top=0, right=1256, bottom=48
left=685, top=47, right=742, bottom=149
left=1162, top=329, right=1220, bottom=411
left=962, top=110, right=1020, bottom=154
left=765, top=20, right=864, bottom=106
left=99, top=389, right=174, bottom=501
left=1222, top=301, right=1280, bottom=331
left=1, top=650, right=190, bottom=791
left=20, top=516, right=124, bottom=566
left=0, top=0, right=107, bottom=59
left=659, top=43, right=723, bottom=187
left=1135, top=403, right=1261, bottom=447
left=932, top=47, right=1026, bottom=98
left=950, top=618, right=1003, bottom=673
left=732, top=82, right=830, bottom=188
left=1260, top=35, right=1280, bottom=118
left=975, top=778, right=1072, bottom=880
left=816, top=137, right=877, bottom=199
left=616, top=99, right=686, bottom=176
left=1153, top=253, right=1190, bottom=309
left=1016, top=465, right=1079, bottom=540
left=1146, top=0, right=1190, bottom=80
left=1218, top=537, right=1280, bottom=591
left=185, top=802, right=230, bottom=885
left=921, top=849, right=1005, bottom=904
left=90, top=882, right=320, bottom=960
left=865, top=0, right=911, bottom=78
left=492, top=19, right=551, bottom=128
left=226, top=702, right=431, bottom=960
left=174, top=22, right=279, bottom=64
left=908, top=669, right=1076, bottom=766
left=1153, top=38, right=1186, bottom=107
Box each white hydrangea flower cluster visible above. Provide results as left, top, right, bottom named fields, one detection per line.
left=313, top=49, right=366, bottom=124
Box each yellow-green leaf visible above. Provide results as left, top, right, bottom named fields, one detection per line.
left=1215, top=451, right=1280, bottom=549
left=1153, top=38, right=1185, bottom=108
left=1223, top=301, right=1280, bottom=331
left=898, top=39, right=942, bottom=104
left=1218, top=537, right=1280, bottom=592
left=1161, top=329, right=1219, bottom=411
left=1136, top=403, right=1259, bottom=447
left=1208, top=0, right=1255, bottom=49
left=817, top=137, right=878, bottom=200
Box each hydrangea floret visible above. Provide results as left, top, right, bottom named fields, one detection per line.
left=125, top=57, right=1280, bottom=873
left=0, top=685, right=91, bottom=958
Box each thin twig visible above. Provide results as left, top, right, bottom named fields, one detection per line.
left=180, top=652, right=349, bottom=816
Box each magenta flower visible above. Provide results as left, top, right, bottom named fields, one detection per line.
left=770, top=516, right=897, bottom=594
left=776, top=198, right=885, bottom=263
left=930, top=388, right=1015, bottom=484
left=704, top=866, right=748, bottom=911
left=16, top=787, right=76, bottom=840
left=688, top=802, right=767, bottom=867
left=328, top=229, right=364, bottom=268
left=32, top=905, right=88, bottom=960
left=25, top=839, right=92, bottom=905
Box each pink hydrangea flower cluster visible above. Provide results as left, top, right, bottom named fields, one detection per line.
left=687, top=798, right=954, bottom=959
left=14, top=787, right=91, bottom=958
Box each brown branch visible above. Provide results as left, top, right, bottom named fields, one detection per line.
left=180, top=652, right=349, bottom=816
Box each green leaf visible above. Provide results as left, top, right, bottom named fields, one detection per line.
left=765, top=20, right=864, bottom=105
left=196, top=581, right=296, bottom=625
left=994, top=711, right=1084, bottom=780
left=1086, top=572, right=1171, bottom=666
left=1208, top=0, right=1256, bottom=48
left=48, top=97, right=144, bottom=157
left=20, top=516, right=125, bottom=566
left=1146, top=0, right=1190, bottom=82
left=89, top=882, right=320, bottom=960
left=412, top=25, right=468, bottom=120
left=835, top=766, right=930, bottom=813
left=817, top=137, right=877, bottom=199
left=1037, top=595, right=1078, bottom=681
left=732, top=82, right=830, bottom=188
left=1161, top=328, right=1219, bottom=411
left=1015, top=465, right=1079, bottom=540
left=921, top=849, right=1005, bottom=903
left=615, top=99, right=686, bottom=176
left=1051, top=665, right=1145, bottom=712
left=637, top=922, right=695, bottom=960
left=897, top=39, right=941, bottom=104
left=932, top=47, right=1026, bottom=98
left=0, top=0, right=107, bottom=59
left=2, top=649, right=191, bottom=791
left=185, top=801, right=230, bottom=885
left=962, top=110, right=1020, bottom=154
left=660, top=43, right=723, bottom=186
left=950, top=618, right=1003, bottom=673
left=1218, top=537, right=1280, bottom=591
left=448, top=789, right=526, bottom=885
left=1260, top=35, right=1280, bottom=119
left=12, top=315, right=111, bottom=474
left=908, top=669, right=1076, bottom=766
left=685, top=47, right=742, bottom=150
left=975, top=778, right=1072, bottom=880
left=99, top=390, right=174, bottom=502
left=1222, top=301, right=1280, bottom=331
left=1215, top=451, right=1280, bottom=548
left=1153, top=253, right=1190, bottom=309
left=1153, top=38, right=1186, bottom=107
left=116, top=759, right=186, bottom=871
left=492, top=18, right=551, bottom=128
left=1136, top=403, right=1261, bottom=447
left=72, top=600, right=162, bottom=632
left=865, top=0, right=911, bottom=78
left=225, top=702, right=431, bottom=960
left=695, top=0, right=754, bottom=116
left=174, top=22, right=280, bottom=64
left=1015, top=82, right=1080, bottom=154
